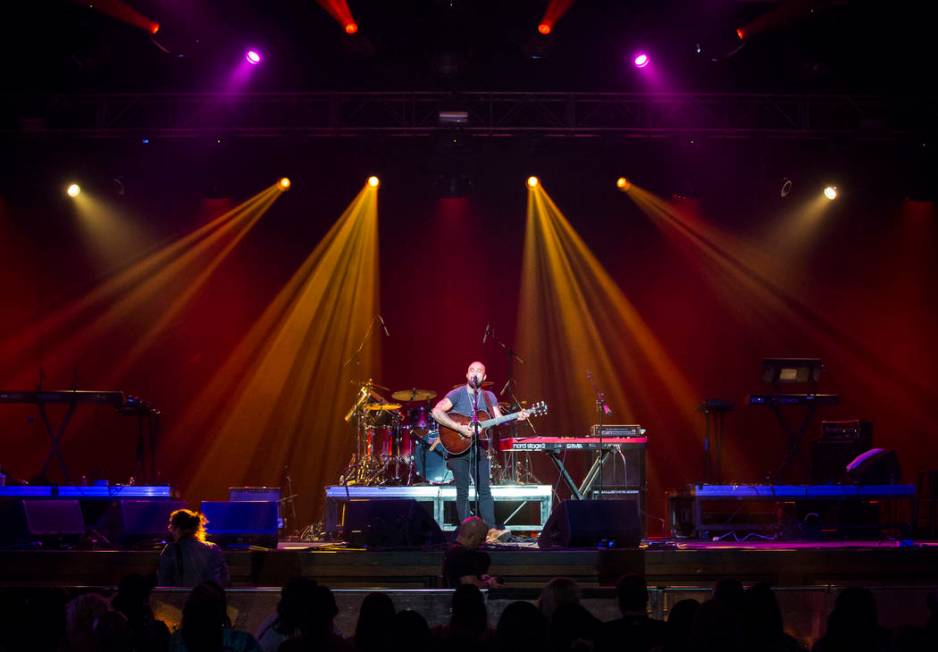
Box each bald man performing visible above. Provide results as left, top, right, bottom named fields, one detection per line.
left=432, top=361, right=518, bottom=532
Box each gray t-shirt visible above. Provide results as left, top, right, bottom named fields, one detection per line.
left=158, top=537, right=230, bottom=587
left=445, top=386, right=499, bottom=418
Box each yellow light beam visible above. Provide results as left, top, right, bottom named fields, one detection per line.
left=519, top=183, right=701, bottom=502
left=0, top=189, right=276, bottom=374
left=175, top=182, right=380, bottom=525
left=105, top=186, right=282, bottom=382
left=2, top=185, right=282, bottom=388
left=623, top=182, right=936, bottom=425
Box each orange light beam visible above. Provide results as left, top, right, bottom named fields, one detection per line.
left=72, top=0, right=160, bottom=34
left=315, top=0, right=358, bottom=34
left=538, top=0, right=576, bottom=35
left=736, top=0, right=821, bottom=41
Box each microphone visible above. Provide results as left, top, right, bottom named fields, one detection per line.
left=470, top=376, right=480, bottom=389
left=378, top=315, right=390, bottom=337
left=482, top=323, right=491, bottom=344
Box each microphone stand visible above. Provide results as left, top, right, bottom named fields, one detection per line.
left=469, top=378, right=482, bottom=521
left=486, top=325, right=528, bottom=483
left=487, top=326, right=526, bottom=397
left=587, top=371, right=611, bottom=500
left=342, top=315, right=383, bottom=369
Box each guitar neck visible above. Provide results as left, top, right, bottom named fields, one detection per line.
left=479, top=412, right=521, bottom=430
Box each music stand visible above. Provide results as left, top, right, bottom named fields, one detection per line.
left=761, top=358, right=823, bottom=385
left=760, top=358, right=826, bottom=483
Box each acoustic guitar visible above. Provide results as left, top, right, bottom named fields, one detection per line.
left=438, top=401, right=548, bottom=455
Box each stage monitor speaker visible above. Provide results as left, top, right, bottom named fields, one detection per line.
left=95, top=499, right=186, bottom=547
left=847, top=448, right=901, bottom=484
left=201, top=500, right=279, bottom=549
left=341, top=499, right=444, bottom=548
left=229, top=487, right=284, bottom=529
left=538, top=499, right=641, bottom=549
left=0, top=499, right=86, bottom=547
left=811, top=440, right=868, bottom=483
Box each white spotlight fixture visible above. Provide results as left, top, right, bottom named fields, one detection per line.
left=67, top=183, right=81, bottom=198
left=527, top=176, right=539, bottom=188
left=823, top=186, right=838, bottom=201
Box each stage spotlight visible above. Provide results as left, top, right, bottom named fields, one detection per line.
left=736, top=27, right=745, bottom=40
left=538, top=23, right=552, bottom=35
left=780, top=178, right=792, bottom=198
left=278, top=177, right=292, bottom=190
left=368, top=176, right=380, bottom=188
left=150, top=22, right=160, bottom=35
left=633, top=52, right=650, bottom=68
left=67, top=183, right=81, bottom=198
left=345, top=22, right=358, bottom=34
left=616, top=177, right=632, bottom=192
left=527, top=176, right=540, bottom=188
left=245, top=49, right=262, bottom=65
left=824, top=186, right=838, bottom=201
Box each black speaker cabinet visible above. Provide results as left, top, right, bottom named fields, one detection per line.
left=341, top=499, right=444, bottom=548
left=0, top=499, right=86, bottom=547
left=94, top=499, right=186, bottom=547
left=538, top=499, right=641, bottom=549
left=201, top=500, right=279, bottom=549
left=811, top=440, right=868, bottom=483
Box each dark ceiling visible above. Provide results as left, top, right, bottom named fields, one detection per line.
left=4, top=0, right=932, bottom=95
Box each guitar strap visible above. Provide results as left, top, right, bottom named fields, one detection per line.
left=478, top=388, right=496, bottom=445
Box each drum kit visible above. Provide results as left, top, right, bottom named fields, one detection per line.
left=339, top=380, right=451, bottom=486
left=339, top=378, right=540, bottom=486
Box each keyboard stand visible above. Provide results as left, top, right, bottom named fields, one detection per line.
left=546, top=448, right=617, bottom=500
left=545, top=450, right=587, bottom=499
left=37, top=400, right=78, bottom=483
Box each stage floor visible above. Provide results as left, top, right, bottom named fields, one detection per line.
left=2, top=538, right=937, bottom=589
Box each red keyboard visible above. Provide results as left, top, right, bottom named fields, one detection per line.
left=497, top=436, right=648, bottom=452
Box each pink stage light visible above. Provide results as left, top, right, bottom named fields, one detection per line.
left=633, top=52, right=650, bottom=68
left=245, top=50, right=262, bottom=65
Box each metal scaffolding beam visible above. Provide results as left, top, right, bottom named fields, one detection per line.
left=1, top=91, right=929, bottom=140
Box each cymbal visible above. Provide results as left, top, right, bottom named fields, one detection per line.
left=364, top=403, right=401, bottom=411
left=391, top=388, right=438, bottom=402
left=368, top=390, right=389, bottom=403
left=451, top=381, right=494, bottom=390
left=352, top=379, right=390, bottom=391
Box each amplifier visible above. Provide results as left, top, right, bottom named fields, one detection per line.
left=590, top=424, right=646, bottom=438
left=821, top=420, right=872, bottom=445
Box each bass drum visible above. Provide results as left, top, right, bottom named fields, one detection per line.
left=413, top=430, right=453, bottom=484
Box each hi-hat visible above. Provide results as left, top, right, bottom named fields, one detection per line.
left=391, top=388, right=438, bottom=402
left=352, top=379, right=389, bottom=391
